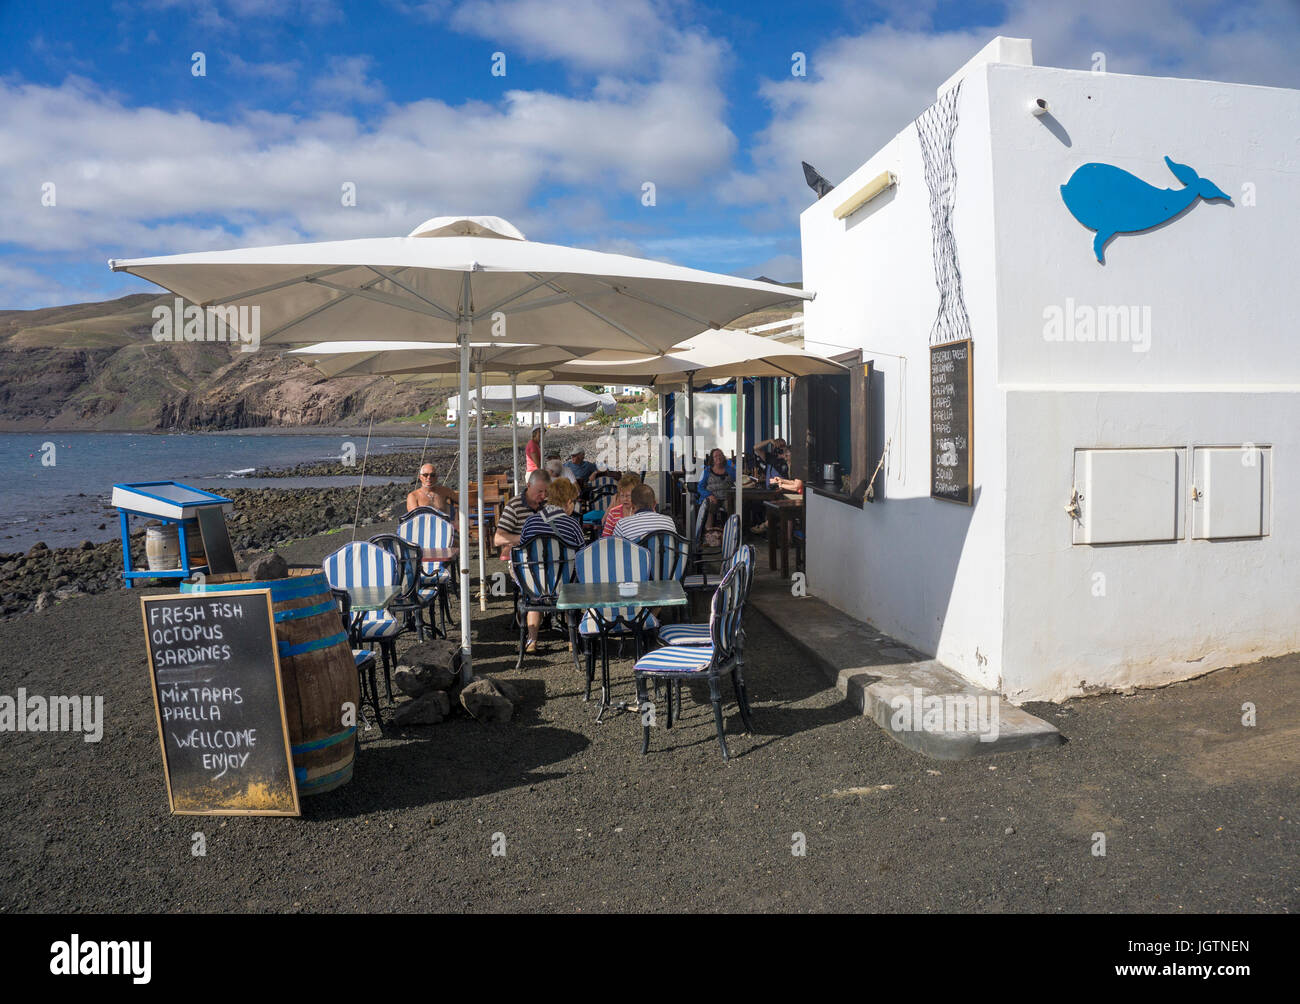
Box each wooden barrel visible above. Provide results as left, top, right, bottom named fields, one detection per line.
left=145, top=521, right=206, bottom=571
left=181, top=569, right=358, bottom=796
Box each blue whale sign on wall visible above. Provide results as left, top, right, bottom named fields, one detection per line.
left=1060, top=156, right=1231, bottom=263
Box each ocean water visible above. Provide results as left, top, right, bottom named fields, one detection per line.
left=0, top=431, right=436, bottom=552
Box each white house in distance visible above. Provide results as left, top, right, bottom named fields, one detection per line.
left=447, top=385, right=616, bottom=427
left=800, top=37, right=1300, bottom=703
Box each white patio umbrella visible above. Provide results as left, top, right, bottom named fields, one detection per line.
left=291, top=340, right=576, bottom=497
left=552, top=328, right=844, bottom=530
left=293, top=343, right=603, bottom=610
left=110, top=215, right=811, bottom=683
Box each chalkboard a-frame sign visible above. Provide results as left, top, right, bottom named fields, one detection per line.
left=141, top=589, right=300, bottom=816
left=930, top=339, right=974, bottom=506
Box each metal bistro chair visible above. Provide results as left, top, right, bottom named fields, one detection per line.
left=589, top=472, right=619, bottom=494
left=580, top=482, right=619, bottom=539
left=510, top=532, right=579, bottom=670
left=323, top=540, right=411, bottom=704
left=659, top=543, right=753, bottom=646
left=684, top=511, right=739, bottom=612
left=570, top=537, right=656, bottom=711
left=640, top=529, right=690, bottom=583
left=397, top=509, right=456, bottom=637
left=654, top=543, right=754, bottom=722
left=633, top=559, right=754, bottom=761
left=369, top=532, right=427, bottom=639
left=331, top=587, right=381, bottom=722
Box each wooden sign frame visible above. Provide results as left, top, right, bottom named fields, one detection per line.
left=930, top=339, right=975, bottom=506
left=141, top=588, right=300, bottom=817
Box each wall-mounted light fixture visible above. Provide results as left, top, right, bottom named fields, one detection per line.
left=833, top=170, right=898, bottom=220
left=1030, top=97, right=1050, bottom=116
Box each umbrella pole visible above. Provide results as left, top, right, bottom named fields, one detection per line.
left=456, top=279, right=473, bottom=684
left=684, top=372, right=695, bottom=545
left=538, top=381, right=545, bottom=466
left=736, top=375, right=744, bottom=533
left=511, top=376, right=519, bottom=496
left=476, top=359, right=487, bottom=613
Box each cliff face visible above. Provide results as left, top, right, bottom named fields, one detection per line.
left=0, top=294, right=444, bottom=431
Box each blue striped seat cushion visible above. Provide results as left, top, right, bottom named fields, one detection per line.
left=682, top=574, right=712, bottom=588
left=657, top=623, right=712, bottom=646
left=634, top=645, right=714, bottom=674
left=579, top=611, right=659, bottom=636
left=353, top=649, right=377, bottom=667
left=357, top=614, right=401, bottom=639
left=581, top=509, right=606, bottom=523
left=417, top=586, right=443, bottom=601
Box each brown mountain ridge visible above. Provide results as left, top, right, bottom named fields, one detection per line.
left=0, top=293, right=441, bottom=431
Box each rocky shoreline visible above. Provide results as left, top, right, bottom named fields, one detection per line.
left=0, top=426, right=623, bottom=620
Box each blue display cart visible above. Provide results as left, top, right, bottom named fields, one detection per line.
left=111, top=481, right=234, bottom=588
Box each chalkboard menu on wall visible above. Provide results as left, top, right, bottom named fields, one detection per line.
left=930, top=339, right=974, bottom=505
left=141, top=589, right=299, bottom=816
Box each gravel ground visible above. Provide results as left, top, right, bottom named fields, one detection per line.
left=0, top=524, right=1295, bottom=913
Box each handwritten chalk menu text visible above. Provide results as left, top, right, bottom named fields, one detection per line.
left=141, top=589, right=299, bottom=816
left=930, top=339, right=974, bottom=505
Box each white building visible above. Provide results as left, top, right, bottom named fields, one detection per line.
left=799, top=38, right=1300, bottom=703
left=446, top=384, right=615, bottom=427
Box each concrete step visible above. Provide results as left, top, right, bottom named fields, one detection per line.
left=746, top=569, right=1062, bottom=760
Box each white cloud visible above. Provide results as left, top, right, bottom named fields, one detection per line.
left=0, top=24, right=735, bottom=303
left=312, top=55, right=387, bottom=104
left=227, top=54, right=300, bottom=86
left=448, top=0, right=697, bottom=75
left=728, top=0, right=1300, bottom=223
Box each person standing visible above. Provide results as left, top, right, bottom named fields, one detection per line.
left=524, top=426, right=542, bottom=474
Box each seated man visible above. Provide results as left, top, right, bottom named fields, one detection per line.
left=562, top=449, right=599, bottom=484
left=614, top=484, right=677, bottom=543
left=600, top=472, right=642, bottom=537
left=493, top=470, right=551, bottom=560
left=406, top=463, right=457, bottom=513
left=544, top=455, right=564, bottom=479
left=516, top=477, right=585, bottom=652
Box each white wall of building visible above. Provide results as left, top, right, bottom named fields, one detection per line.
left=801, top=46, right=1300, bottom=701
left=986, top=64, right=1300, bottom=701
left=802, top=66, right=1006, bottom=690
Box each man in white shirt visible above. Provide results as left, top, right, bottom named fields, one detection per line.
left=613, top=485, right=677, bottom=543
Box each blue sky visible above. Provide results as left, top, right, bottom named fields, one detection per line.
left=1, top=0, right=1297, bottom=310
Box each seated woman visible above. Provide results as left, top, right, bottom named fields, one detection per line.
left=516, top=477, right=585, bottom=652
left=695, top=448, right=735, bottom=540
left=520, top=476, right=585, bottom=550
left=600, top=472, right=642, bottom=537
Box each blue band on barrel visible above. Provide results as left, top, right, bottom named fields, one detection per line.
left=295, top=762, right=354, bottom=789
left=275, top=600, right=335, bottom=623
left=181, top=575, right=327, bottom=601
left=278, top=631, right=348, bottom=657
left=291, top=726, right=356, bottom=754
